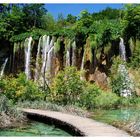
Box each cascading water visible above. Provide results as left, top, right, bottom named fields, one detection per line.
left=119, top=38, right=126, bottom=61
left=81, top=53, right=84, bottom=71
left=45, top=38, right=54, bottom=72
left=118, top=64, right=134, bottom=97
left=24, top=37, right=32, bottom=80
left=66, top=49, right=70, bottom=67
left=72, top=41, right=76, bottom=66
left=0, top=58, right=8, bottom=78
left=80, top=52, right=85, bottom=80
left=118, top=37, right=134, bottom=97
left=38, top=35, right=50, bottom=86
left=45, top=46, right=54, bottom=83
left=34, top=36, right=42, bottom=81
left=41, top=35, right=48, bottom=77
left=45, top=37, right=55, bottom=84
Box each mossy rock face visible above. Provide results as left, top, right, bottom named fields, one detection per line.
left=104, top=43, right=112, bottom=55
left=64, top=38, right=71, bottom=51
left=84, top=37, right=93, bottom=63
left=54, top=37, right=61, bottom=53
left=96, top=47, right=102, bottom=60
left=135, top=39, right=140, bottom=52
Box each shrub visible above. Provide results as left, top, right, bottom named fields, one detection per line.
left=94, top=91, right=119, bottom=109
left=49, top=66, right=86, bottom=105
left=0, top=73, right=46, bottom=102
left=118, top=96, right=140, bottom=107
left=110, top=58, right=135, bottom=97
left=0, top=94, right=25, bottom=128
left=80, top=83, right=102, bottom=109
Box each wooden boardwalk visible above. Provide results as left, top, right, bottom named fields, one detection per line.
left=22, top=108, right=130, bottom=137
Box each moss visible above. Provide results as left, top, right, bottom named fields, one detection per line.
left=54, top=37, right=61, bottom=53
left=10, top=29, right=49, bottom=42
left=84, top=37, right=93, bottom=63
left=89, top=34, right=97, bottom=49
left=104, top=42, right=111, bottom=54
left=64, top=38, right=71, bottom=50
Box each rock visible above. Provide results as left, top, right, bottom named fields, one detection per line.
left=89, top=69, right=108, bottom=90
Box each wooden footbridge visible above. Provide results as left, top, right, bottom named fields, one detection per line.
left=21, top=108, right=130, bottom=136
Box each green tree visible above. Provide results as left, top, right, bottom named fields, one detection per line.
left=123, top=4, right=140, bottom=39
left=56, top=13, right=66, bottom=29
left=78, top=10, right=93, bottom=28
left=41, top=12, right=56, bottom=31
left=92, top=7, right=121, bottom=21
left=22, top=4, right=47, bottom=29
left=66, top=14, right=77, bottom=24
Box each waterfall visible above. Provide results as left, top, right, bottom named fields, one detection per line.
left=46, top=46, right=54, bottom=74
left=0, top=58, right=8, bottom=78
left=34, top=36, right=42, bottom=81
left=119, top=38, right=126, bottom=61
left=118, top=38, right=133, bottom=97
left=24, top=37, right=32, bottom=80
left=81, top=53, right=84, bottom=70
left=41, top=35, right=49, bottom=77
left=45, top=37, right=55, bottom=84
left=80, top=52, right=85, bottom=80
left=66, top=49, right=70, bottom=67
left=72, top=41, right=76, bottom=66
left=45, top=38, right=54, bottom=72
left=118, top=64, right=133, bottom=97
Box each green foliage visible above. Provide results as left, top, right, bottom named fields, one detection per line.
left=130, top=51, right=140, bottom=69
left=47, top=66, right=121, bottom=110
left=56, top=13, right=67, bottom=29
left=0, top=94, right=25, bottom=128
left=89, top=34, right=97, bottom=49
left=49, top=67, right=85, bottom=105
left=10, top=28, right=48, bottom=42
left=66, top=14, right=77, bottom=24
left=78, top=10, right=93, bottom=28
left=0, top=4, right=47, bottom=41
left=0, top=73, right=46, bottom=102
left=22, top=4, right=47, bottom=29
left=123, top=4, right=140, bottom=39
left=111, top=74, right=125, bottom=96
left=94, top=91, right=119, bottom=109
left=110, top=58, right=125, bottom=95
left=41, top=12, right=56, bottom=31
left=110, top=58, right=135, bottom=97
left=80, top=83, right=102, bottom=109
left=89, top=20, right=123, bottom=47
left=128, top=39, right=140, bottom=69
left=118, top=96, right=140, bottom=107
left=54, top=37, right=61, bottom=52
left=92, top=7, right=121, bottom=20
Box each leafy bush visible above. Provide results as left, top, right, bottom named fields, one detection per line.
left=118, top=96, right=140, bottom=107
left=0, top=94, right=25, bottom=128
left=49, top=66, right=85, bottom=105
left=10, top=28, right=48, bottom=42
left=80, top=83, right=102, bottom=109
left=128, top=39, right=140, bottom=69
left=0, top=73, right=46, bottom=102
left=94, top=91, right=120, bottom=109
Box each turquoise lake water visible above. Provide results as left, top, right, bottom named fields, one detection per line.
left=0, top=121, right=71, bottom=136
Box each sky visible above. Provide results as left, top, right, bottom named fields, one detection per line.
left=45, top=4, right=124, bottom=19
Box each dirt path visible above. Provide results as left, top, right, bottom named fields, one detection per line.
left=21, top=108, right=130, bottom=136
